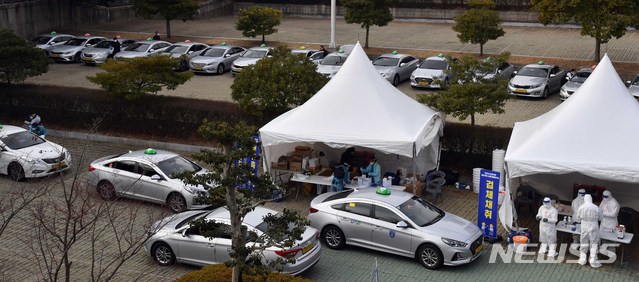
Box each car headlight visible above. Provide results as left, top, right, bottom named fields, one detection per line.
left=441, top=237, right=468, bottom=248
left=65, top=150, right=71, bottom=160
left=94, top=53, right=105, bottom=58
left=20, top=155, right=39, bottom=164
left=508, top=81, right=514, bottom=87
left=64, top=51, right=74, bottom=55
left=183, top=185, right=194, bottom=194
left=381, top=72, right=391, bottom=77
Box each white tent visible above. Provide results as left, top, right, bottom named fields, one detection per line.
left=259, top=42, right=444, bottom=174
left=503, top=54, right=639, bottom=217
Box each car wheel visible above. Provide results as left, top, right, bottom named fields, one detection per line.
left=417, top=244, right=443, bottom=270
left=73, top=52, right=81, bottom=63
left=321, top=225, right=345, bottom=249
left=392, top=75, right=400, bottom=86
left=217, top=64, right=225, bottom=74
left=179, top=60, right=188, bottom=72
left=167, top=193, right=187, bottom=213
left=542, top=87, right=549, bottom=99
left=441, top=79, right=448, bottom=89
left=152, top=242, right=175, bottom=266
left=8, top=162, right=25, bottom=182
left=98, top=181, right=116, bottom=200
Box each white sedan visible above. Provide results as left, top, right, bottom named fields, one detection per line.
left=0, top=125, right=71, bottom=181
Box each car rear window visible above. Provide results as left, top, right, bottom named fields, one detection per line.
left=322, top=190, right=353, bottom=203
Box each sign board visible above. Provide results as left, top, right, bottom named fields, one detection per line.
left=478, top=169, right=500, bottom=238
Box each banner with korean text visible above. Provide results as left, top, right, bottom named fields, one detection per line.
left=478, top=169, right=500, bottom=238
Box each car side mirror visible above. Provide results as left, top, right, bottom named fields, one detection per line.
left=151, top=174, right=162, bottom=181
left=400, top=63, right=406, bottom=67
left=550, top=73, right=556, bottom=77
left=148, top=49, right=155, bottom=52
left=182, top=229, right=188, bottom=237
left=187, top=51, right=193, bottom=54
left=513, top=70, right=518, bottom=75
left=497, top=69, right=502, bottom=74
left=396, top=221, right=408, bottom=228
left=224, top=54, right=231, bottom=58
left=626, top=80, right=631, bottom=84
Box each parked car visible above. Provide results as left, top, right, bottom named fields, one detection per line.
left=475, top=60, right=515, bottom=81
left=0, top=125, right=71, bottom=181
left=49, top=35, right=107, bottom=62
left=315, top=51, right=349, bottom=78
left=560, top=67, right=594, bottom=100
left=114, top=40, right=172, bottom=60
left=86, top=148, right=210, bottom=213
left=308, top=189, right=484, bottom=270
left=372, top=52, right=419, bottom=86
left=144, top=206, right=322, bottom=275
left=508, top=62, right=567, bottom=98
left=410, top=54, right=454, bottom=89
left=80, top=38, right=136, bottom=65
left=160, top=41, right=209, bottom=71
left=231, top=45, right=273, bottom=76
left=291, top=48, right=326, bottom=64
left=189, top=44, right=246, bottom=74
left=31, top=32, right=74, bottom=55
left=627, top=73, right=639, bottom=99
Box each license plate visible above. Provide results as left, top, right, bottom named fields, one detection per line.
left=52, top=161, right=65, bottom=170
left=419, top=81, right=430, bottom=85
left=82, top=57, right=92, bottom=61
left=474, top=244, right=484, bottom=254
left=50, top=54, right=60, bottom=58
left=302, top=242, right=315, bottom=254
left=194, top=67, right=203, bottom=70
left=515, top=89, right=527, bottom=93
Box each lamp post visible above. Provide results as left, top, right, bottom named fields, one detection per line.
left=329, top=0, right=337, bottom=49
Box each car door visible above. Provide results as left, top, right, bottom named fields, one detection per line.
left=371, top=205, right=415, bottom=257
left=210, top=222, right=233, bottom=263
left=549, top=66, right=562, bottom=92
left=334, top=201, right=373, bottom=247
left=108, top=160, right=142, bottom=198
left=400, top=56, right=417, bottom=80
left=175, top=225, right=217, bottom=266
left=135, top=162, right=172, bottom=204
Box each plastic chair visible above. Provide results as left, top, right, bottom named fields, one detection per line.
left=514, top=185, right=538, bottom=214
left=423, top=177, right=446, bottom=203
left=425, top=170, right=446, bottom=182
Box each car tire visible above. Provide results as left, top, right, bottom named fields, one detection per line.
left=392, top=75, right=400, bottom=86
left=167, top=193, right=187, bottom=213
left=98, top=181, right=117, bottom=200
left=152, top=242, right=176, bottom=266
left=416, top=243, right=444, bottom=270
left=73, top=52, right=81, bottom=63
left=441, top=79, right=448, bottom=89
left=217, top=64, right=225, bottom=74
left=179, top=60, right=188, bottom=72
left=321, top=225, right=345, bottom=249
left=542, top=87, right=549, bottom=99
left=8, top=162, right=25, bottom=182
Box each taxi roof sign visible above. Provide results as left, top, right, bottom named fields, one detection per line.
left=391, top=50, right=398, bottom=55
left=376, top=187, right=391, bottom=195
left=538, top=60, right=545, bottom=65
left=144, top=148, right=157, bottom=155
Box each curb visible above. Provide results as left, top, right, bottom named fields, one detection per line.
left=47, top=129, right=219, bottom=153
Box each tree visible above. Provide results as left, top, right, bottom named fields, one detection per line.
left=341, top=0, right=397, bottom=48
left=235, top=6, right=282, bottom=44
left=87, top=56, right=193, bottom=100
left=231, top=46, right=329, bottom=120
left=132, top=0, right=199, bottom=38
left=418, top=53, right=511, bottom=153
left=0, top=29, right=49, bottom=85
left=531, top=0, right=639, bottom=62
left=452, top=0, right=505, bottom=56
left=180, top=120, right=309, bottom=282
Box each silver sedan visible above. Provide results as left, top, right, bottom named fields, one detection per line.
left=86, top=149, right=209, bottom=213
left=308, top=188, right=484, bottom=270
left=80, top=38, right=135, bottom=65
left=373, top=53, right=419, bottom=86
left=189, top=45, right=246, bottom=74
left=560, top=67, right=593, bottom=100
left=315, top=52, right=349, bottom=78
left=144, top=206, right=321, bottom=275
left=410, top=55, right=453, bottom=89
left=160, top=41, right=209, bottom=71
left=508, top=63, right=566, bottom=98
left=49, top=35, right=107, bottom=62
left=114, top=40, right=172, bottom=60
left=31, top=33, right=74, bottom=55
left=231, top=46, right=273, bottom=76
left=628, top=74, right=639, bottom=99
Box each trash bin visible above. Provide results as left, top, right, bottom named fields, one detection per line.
left=513, top=235, right=529, bottom=253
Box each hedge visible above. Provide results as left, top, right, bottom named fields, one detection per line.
left=175, top=264, right=312, bottom=282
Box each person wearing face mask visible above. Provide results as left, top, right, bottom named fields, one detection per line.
left=598, top=190, right=619, bottom=233
left=570, top=189, right=587, bottom=249
left=574, top=194, right=602, bottom=268
left=536, top=197, right=558, bottom=256
left=360, top=158, right=381, bottom=185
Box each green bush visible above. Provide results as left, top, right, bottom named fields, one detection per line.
left=175, top=264, right=313, bottom=282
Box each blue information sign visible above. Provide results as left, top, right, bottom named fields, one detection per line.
left=236, top=135, right=261, bottom=190
left=477, top=169, right=500, bottom=238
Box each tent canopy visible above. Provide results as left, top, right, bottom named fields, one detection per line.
left=260, top=42, right=444, bottom=171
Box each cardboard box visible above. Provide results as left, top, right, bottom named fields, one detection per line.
left=289, top=161, right=302, bottom=171
left=310, top=165, right=323, bottom=174
left=403, top=181, right=425, bottom=197
left=271, top=162, right=288, bottom=170
left=295, top=145, right=312, bottom=152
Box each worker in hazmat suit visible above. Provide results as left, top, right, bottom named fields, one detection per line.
left=570, top=189, right=587, bottom=249
left=599, top=190, right=619, bottom=233
left=574, top=194, right=602, bottom=268
left=536, top=197, right=558, bottom=256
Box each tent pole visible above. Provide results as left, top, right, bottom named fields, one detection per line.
left=436, top=142, right=442, bottom=171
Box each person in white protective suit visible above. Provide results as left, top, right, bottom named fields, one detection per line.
left=570, top=189, right=587, bottom=248
left=536, top=197, right=558, bottom=256
left=598, top=190, right=619, bottom=233
left=574, top=194, right=602, bottom=268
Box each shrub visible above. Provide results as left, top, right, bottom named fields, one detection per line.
left=175, top=264, right=312, bottom=282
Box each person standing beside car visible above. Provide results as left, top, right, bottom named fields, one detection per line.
left=111, top=37, right=121, bottom=57
left=152, top=31, right=161, bottom=40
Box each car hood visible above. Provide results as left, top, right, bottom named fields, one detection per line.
left=190, top=56, right=222, bottom=65
left=562, top=81, right=583, bottom=92
left=412, top=68, right=444, bottom=78
left=510, top=76, right=547, bottom=86
left=16, top=141, right=65, bottom=159
left=234, top=57, right=261, bottom=67
left=115, top=51, right=147, bottom=58
left=629, top=85, right=639, bottom=98
left=374, top=65, right=396, bottom=74
left=83, top=47, right=109, bottom=55
left=317, top=65, right=341, bottom=74
left=418, top=212, right=481, bottom=242
left=168, top=169, right=210, bottom=193
left=51, top=45, right=83, bottom=53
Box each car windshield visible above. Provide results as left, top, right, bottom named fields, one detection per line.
left=518, top=67, right=548, bottom=78
left=156, top=156, right=202, bottom=178
left=1, top=131, right=46, bottom=150
left=571, top=71, right=591, bottom=83
left=94, top=41, right=112, bottom=49
left=32, top=36, right=51, bottom=44
left=632, top=76, right=639, bottom=86
left=320, top=55, right=344, bottom=66
left=164, top=45, right=189, bottom=54
left=202, top=48, right=225, bottom=57
left=176, top=211, right=209, bottom=229
left=243, top=50, right=267, bottom=58
left=124, top=43, right=150, bottom=52
left=373, top=57, right=399, bottom=67
left=398, top=197, right=444, bottom=227
left=65, top=38, right=86, bottom=46
left=419, top=59, right=447, bottom=70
